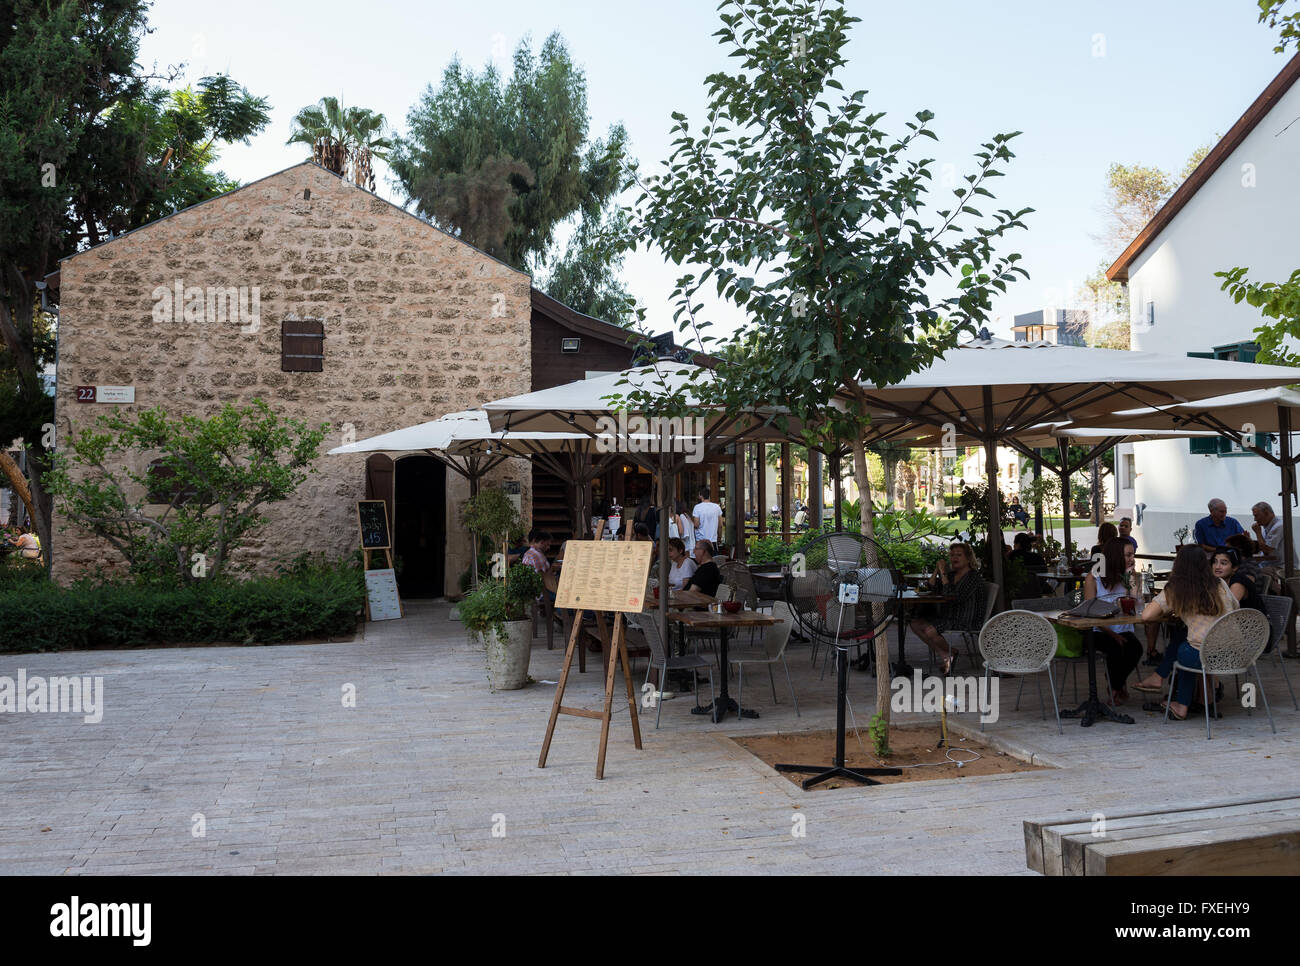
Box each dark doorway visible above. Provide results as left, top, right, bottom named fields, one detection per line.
left=394, top=455, right=446, bottom=598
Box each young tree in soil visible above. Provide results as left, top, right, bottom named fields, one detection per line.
left=626, top=0, right=1031, bottom=727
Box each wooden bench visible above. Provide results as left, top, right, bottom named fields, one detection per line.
left=1025, top=792, right=1300, bottom=875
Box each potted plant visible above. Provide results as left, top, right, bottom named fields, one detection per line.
left=1174, top=524, right=1191, bottom=548
left=461, top=486, right=522, bottom=586
left=461, top=563, right=546, bottom=690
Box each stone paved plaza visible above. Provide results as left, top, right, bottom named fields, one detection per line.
left=5, top=601, right=1300, bottom=875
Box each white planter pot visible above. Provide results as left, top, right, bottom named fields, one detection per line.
left=482, top=620, right=532, bottom=690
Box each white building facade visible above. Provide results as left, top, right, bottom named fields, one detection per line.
left=1109, top=54, right=1300, bottom=555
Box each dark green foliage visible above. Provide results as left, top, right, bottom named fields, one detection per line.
left=391, top=32, right=630, bottom=275
left=459, top=563, right=546, bottom=643
left=0, top=559, right=364, bottom=653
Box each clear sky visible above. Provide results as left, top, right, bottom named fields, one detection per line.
left=139, top=0, right=1290, bottom=341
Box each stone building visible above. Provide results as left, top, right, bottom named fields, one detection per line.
left=48, top=161, right=644, bottom=595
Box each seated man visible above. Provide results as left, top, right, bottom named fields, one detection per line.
left=684, top=539, right=722, bottom=597
left=1251, top=500, right=1299, bottom=567
left=1194, top=498, right=1245, bottom=551
left=1118, top=516, right=1138, bottom=552
left=1008, top=531, right=1046, bottom=570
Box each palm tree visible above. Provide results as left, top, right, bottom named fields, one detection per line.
left=287, top=97, right=391, bottom=190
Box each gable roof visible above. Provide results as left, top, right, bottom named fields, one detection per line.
left=1106, top=52, right=1300, bottom=283
left=46, top=160, right=526, bottom=287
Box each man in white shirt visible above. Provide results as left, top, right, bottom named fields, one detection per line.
left=1252, top=500, right=1299, bottom=567
left=692, top=486, right=722, bottom=544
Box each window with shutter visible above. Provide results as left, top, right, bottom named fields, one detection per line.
left=146, top=459, right=200, bottom=505
left=1186, top=352, right=1225, bottom=454
left=281, top=319, right=325, bottom=372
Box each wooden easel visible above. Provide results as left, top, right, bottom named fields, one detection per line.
left=538, top=609, right=642, bottom=779
left=538, top=540, right=650, bottom=779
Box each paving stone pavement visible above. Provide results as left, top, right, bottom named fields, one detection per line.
left=5, top=600, right=1300, bottom=875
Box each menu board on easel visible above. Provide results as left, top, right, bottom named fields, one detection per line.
left=356, top=500, right=401, bottom=621
left=554, top=540, right=653, bottom=612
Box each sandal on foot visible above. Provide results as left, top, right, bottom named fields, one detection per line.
left=1132, top=681, right=1165, bottom=693
left=1141, top=700, right=1186, bottom=719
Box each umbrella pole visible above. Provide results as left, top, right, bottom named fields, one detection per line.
left=983, top=389, right=1005, bottom=611
left=1058, top=439, right=1073, bottom=567
left=658, top=453, right=672, bottom=671
left=1281, top=405, right=1297, bottom=657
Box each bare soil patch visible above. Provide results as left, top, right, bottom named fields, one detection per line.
left=732, top=724, right=1049, bottom=789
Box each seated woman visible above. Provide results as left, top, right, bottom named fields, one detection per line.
left=907, top=542, right=986, bottom=673
left=1082, top=538, right=1143, bottom=704
left=1089, top=522, right=1118, bottom=559
left=1131, top=544, right=1238, bottom=719
left=1213, top=547, right=1266, bottom=615
left=665, top=538, right=697, bottom=591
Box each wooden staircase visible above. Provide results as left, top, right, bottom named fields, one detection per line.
left=531, top=465, right=574, bottom=543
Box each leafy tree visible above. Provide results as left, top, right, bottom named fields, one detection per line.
left=391, top=33, right=630, bottom=272
left=1216, top=266, right=1300, bottom=366
left=625, top=0, right=1031, bottom=727
left=46, top=401, right=327, bottom=585
left=1260, top=0, right=1300, bottom=52
left=1094, top=144, right=1214, bottom=261
left=0, top=0, right=270, bottom=560
left=535, top=204, right=638, bottom=324
left=287, top=96, right=393, bottom=191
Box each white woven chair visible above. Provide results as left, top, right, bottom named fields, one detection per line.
left=978, top=609, right=1061, bottom=734
left=728, top=601, right=800, bottom=716
left=1168, top=608, right=1274, bottom=739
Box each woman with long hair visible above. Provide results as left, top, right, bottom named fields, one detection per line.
left=1212, top=547, right=1266, bottom=614
left=909, top=542, right=985, bottom=673
left=1132, top=544, right=1238, bottom=719
left=667, top=499, right=695, bottom=553
left=1082, top=538, right=1143, bottom=704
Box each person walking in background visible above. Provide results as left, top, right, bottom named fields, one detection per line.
left=667, top=499, right=696, bottom=554
left=1194, top=498, right=1245, bottom=551
left=692, top=486, right=722, bottom=544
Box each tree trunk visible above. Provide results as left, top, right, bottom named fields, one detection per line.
left=850, top=431, right=891, bottom=728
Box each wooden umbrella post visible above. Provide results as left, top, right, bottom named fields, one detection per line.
left=1280, top=405, right=1297, bottom=657
left=983, top=388, right=1005, bottom=611
left=1058, top=438, right=1073, bottom=567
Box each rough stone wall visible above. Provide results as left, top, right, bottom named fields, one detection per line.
left=52, top=162, right=532, bottom=592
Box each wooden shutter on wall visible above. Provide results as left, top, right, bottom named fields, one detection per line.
left=281, top=319, right=325, bottom=372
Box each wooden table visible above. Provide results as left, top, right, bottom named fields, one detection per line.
left=645, top=588, right=716, bottom=611
left=669, top=609, right=781, bottom=722
left=1046, top=608, right=1161, bottom=727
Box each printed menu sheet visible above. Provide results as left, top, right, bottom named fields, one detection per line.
left=555, top=540, right=653, bottom=612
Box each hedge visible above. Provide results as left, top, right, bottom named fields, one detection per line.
left=6, top=563, right=365, bottom=653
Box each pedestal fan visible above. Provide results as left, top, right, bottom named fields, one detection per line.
left=776, top=530, right=903, bottom=789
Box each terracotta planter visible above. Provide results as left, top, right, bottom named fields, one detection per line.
left=479, top=619, right=532, bottom=690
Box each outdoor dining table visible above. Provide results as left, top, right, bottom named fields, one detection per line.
left=670, top=609, right=781, bottom=722
left=645, top=588, right=716, bottom=611
left=1045, top=608, right=1165, bottom=727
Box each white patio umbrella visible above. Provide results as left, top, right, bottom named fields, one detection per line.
left=1100, top=386, right=1300, bottom=641
left=481, top=361, right=806, bottom=662
left=853, top=336, right=1300, bottom=606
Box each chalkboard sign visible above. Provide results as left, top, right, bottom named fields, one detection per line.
left=357, top=500, right=391, bottom=550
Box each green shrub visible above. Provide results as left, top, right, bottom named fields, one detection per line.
left=0, top=559, right=365, bottom=653
left=459, top=563, right=545, bottom=644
